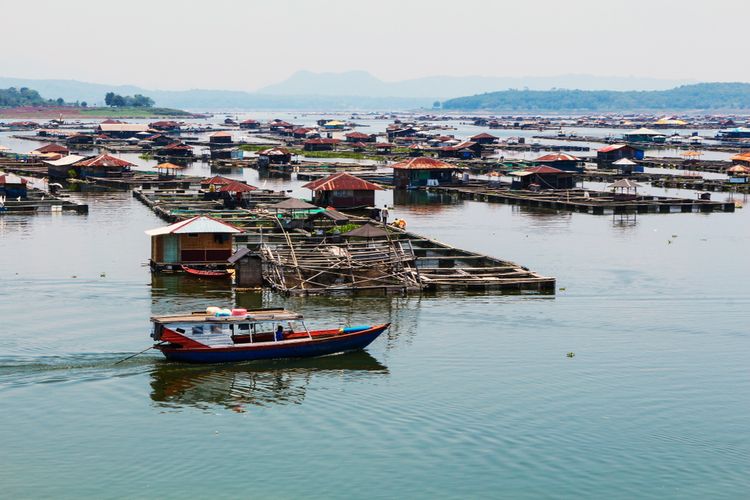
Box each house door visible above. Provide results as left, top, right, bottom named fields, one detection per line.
left=163, top=235, right=179, bottom=263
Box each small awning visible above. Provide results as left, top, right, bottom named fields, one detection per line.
left=271, top=198, right=318, bottom=210
left=145, top=216, right=242, bottom=236
left=342, top=222, right=390, bottom=239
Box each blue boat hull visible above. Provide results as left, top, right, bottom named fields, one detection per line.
left=158, top=325, right=388, bottom=364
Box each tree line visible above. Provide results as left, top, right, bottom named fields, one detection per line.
left=441, top=83, right=750, bottom=111
left=0, top=87, right=71, bottom=107
left=104, top=92, right=154, bottom=108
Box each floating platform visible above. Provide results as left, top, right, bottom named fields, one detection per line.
left=427, top=184, right=735, bottom=214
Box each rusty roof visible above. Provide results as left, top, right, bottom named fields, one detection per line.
left=75, top=154, right=134, bottom=168
left=391, top=157, right=459, bottom=170
left=302, top=172, right=383, bottom=192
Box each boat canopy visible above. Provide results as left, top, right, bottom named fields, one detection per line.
left=152, top=308, right=304, bottom=324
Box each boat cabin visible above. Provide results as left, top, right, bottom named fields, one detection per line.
left=151, top=309, right=310, bottom=347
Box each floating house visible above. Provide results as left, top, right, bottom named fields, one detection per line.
left=622, top=127, right=663, bottom=143
left=209, top=131, right=233, bottom=144
left=302, top=172, right=383, bottom=209
left=240, top=119, right=260, bottom=130
left=44, top=154, right=86, bottom=179
left=33, top=143, right=69, bottom=156
left=0, top=173, right=28, bottom=198
left=612, top=158, right=643, bottom=175
left=66, top=133, right=94, bottom=146
left=75, top=154, right=134, bottom=178
left=96, top=123, right=150, bottom=138
left=145, top=216, right=242, bottom=271
left=322, top=120, right=346, bottom=130
left=470, top=132, right=499, bottom=145
left=345, top=132, right=376, bottom=143
left=509, top=166, right=574, bottom=190
left=597, top=144, right=645, bottom=163
left=437, top=141, right=481, bottom=159
left=303, top=138, right=339, bottom=152
left=156, top=142, right=194, bottom=158
left=391, top=157, right=461, bottom=189
left=257, top=147, right=292, bottom=164
left=717, top=127, right=750, bottom=140
left=149, top=121, right=181, bottom=132
left=730, top=152, right=750, bottom=167
left=201, top=175, right=235, bottom=190
left=534, top=153, right=582, bottom=172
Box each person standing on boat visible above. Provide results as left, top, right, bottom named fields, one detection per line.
left=275, top=325, right=284, bottom=341
left=381, top=205, right=389, bottom=225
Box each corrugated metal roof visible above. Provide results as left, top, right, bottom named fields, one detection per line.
left=145, top=216, right=242, bottom=236
left=302, top=172, right=383, bottom=192
left=535, top=153, right=580, bottom=162
left=44, top=154, right=85, bottom=166
left=391, top=157, right=459, bottom=170
left=98, top=123, right=150, bottom=132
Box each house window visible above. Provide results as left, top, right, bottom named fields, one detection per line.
left=187, top=233, right=199, bottom=238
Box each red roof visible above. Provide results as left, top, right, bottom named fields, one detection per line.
left=269, top=120, right=293, bottom=127
left=470, top=132, right=498, bottom=140
left=535, top=153, right=580, bottom=162
left=258, top=147, right=291, bottom=156
left=302, top=172, right=383, bottom=192
left=345, top=132, right=371, bottom=139
left=373, top=142, right=395, bottom=148
left=304, top=138, right=340, bottom=145
left=523, top=166, right=565, bottom=174
left=598, top=143, right=632, bottom=153
left=241, top=119, right=259, bottom=124
left=293, top=128, right=313, bottom=135
left=201, top=175, right=234, bottom=186
left=149, top=120, right=180, bottom=128
left=391, top=157, right=458, bottom=170
left=100, top=119, right=124, bottom=124
left=210, top=131, right=232, bottom=137
left=352, top=142, right=368, bottom=148
left=220, top=180, right=257, bottom=193
left=75, top=154, right=134, bottom=168
left=34, top=143, right=69, bottom=154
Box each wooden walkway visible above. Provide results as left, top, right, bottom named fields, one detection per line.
left=427, top=184, right=735, bottom=214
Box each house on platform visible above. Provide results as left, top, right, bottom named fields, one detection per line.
left=437, top=141, right=481, bottom=159
left=200, top=175, right=235, bottom=190
left=730, top=152, right=750, bottom=167
left=144, top=134, right=175, bottom=147
left=269, top=120, right=294, bottom=133
left=209, top=131, right=233, bottom=144
left=509, top=166, right=574, bottom=190
left=44, top=154, right=86, bottom=179
left=373, top=142, right=395, bottom=154
left=303, top=138, right=340, bottom=152
left=240, top=119, right=260, bottom=130
left=391, top=157, right=462, bottom=189
left=470, top=132, right=499, bottom=145
left=0, top=173, right=28, bottom=198
left=386, top=126, right=418, bottom=142
left=534, top=153, right=582, bottom=172
left=597, top=144, right=644, bottom=164
left=345, top=131, right=376, bottom=143
left=302, top=172, right=383, bottom=209
left=257, top=147, right=292, bottom=164
left=33, top=143, right=69, bottom=156
left=75, top=153, right=134, bottom=178
left=96, top=123, right=150, bottom=138
left=321, top=120, right=346, bottom=130
left=145, top=216, right=242, bottom=272
left=156, top=142, right=194, bottom=158
left=149, top=121, right=181, bottom=132
left=66, top=133, right=94, bottom=146
left=292, top=127, right=317, bottom=139
left=622, top=127, right=664, bottom=143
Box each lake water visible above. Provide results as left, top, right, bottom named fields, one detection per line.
left=1, top=121, right=750, bottom=498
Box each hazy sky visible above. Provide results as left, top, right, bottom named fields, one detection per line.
left=2, top=0, right=747, bottom=90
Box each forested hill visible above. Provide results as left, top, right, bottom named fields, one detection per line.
left=440, top=83, right=750, bottom=111
left=0, top=87, right=62, bottom=106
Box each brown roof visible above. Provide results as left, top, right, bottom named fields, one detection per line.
left=470, top=132, right=498, bottom=140
left=75, top=154, right=134, bottom=168
left=34, top=143, right=69, bottom=154
left=342, top=222, right=390, bottom=239
left=345, top=132, right=372, bottom=139
left=220, top=180, right=257, bottom=192
left=201, top=175, right=234, bottom=186
left=535, top=153, right=580, bottom=162
left=391, top=157, right=458, bottom=170
left=272, top=198, right=318, bottom=210
left=302, top=172, right=383, bottom=192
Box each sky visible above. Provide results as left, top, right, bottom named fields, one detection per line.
left=2, top=0, right=748, bottom=91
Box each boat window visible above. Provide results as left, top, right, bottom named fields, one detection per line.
left=211, top=324, right=224, bottom=334
left=238, top=323, right=250, bottom=331
left=192, top=326, right=204, bottom=335
left=175, top=327, right=185, bottom=334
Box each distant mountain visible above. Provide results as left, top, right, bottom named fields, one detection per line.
left=258, top=70, right=693, bottom=98
left=441, top=83, right=750, bottom=111
left=0, top=77, right=431, bottom=110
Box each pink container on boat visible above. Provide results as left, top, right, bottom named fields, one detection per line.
left=231, top=308, right=248, bottom=316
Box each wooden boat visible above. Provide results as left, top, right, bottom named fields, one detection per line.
left=150, top=308, right=389, bottom=363
left=180, top=265, right=230, bottom=277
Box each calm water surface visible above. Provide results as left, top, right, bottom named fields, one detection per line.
left=1, top=125, right=749, bottom=498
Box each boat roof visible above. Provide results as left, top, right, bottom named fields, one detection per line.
left=152, top=308, right=303, bottom=324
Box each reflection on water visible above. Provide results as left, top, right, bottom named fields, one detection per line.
left=150, top=351, right=387, bottom=411
left=393, top=189, right=460, bottom=209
